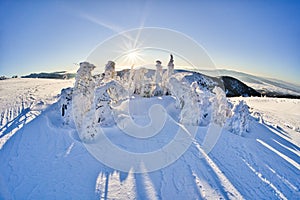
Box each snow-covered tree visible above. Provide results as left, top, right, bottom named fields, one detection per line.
left=128, top=65, right=135, bottom=95
left=168, top=77, right=187, bottom=109
left=131, top=68, right=154, bottom=97
left=167, top=78, right=201, bottom=125
left=103, top=61, right=116, bottom=81
left=73, top=61, right=129, bottom=140
left=162, top=54, right=174, bottom=95
left=94, top=80, right=128, bottom=127
left=211, top=87, right=231, bottom=126
left=60, top=87, right=73, bottom=126
left=153, top=60, right=164, bottom=96
left=66, top=56, right=253, bottom=141
left=133, top=68, right=143, bottom=95
left=94, top=82, right=114, bottom=127
left=167, top=54, right=174, bottom=77
left=226, top=100, right=250, bottom=136
left=107, top=80, right=129, bottom=104
left=191, top=82, right=212, bottom=126
left=73, top=62, right=96, bottom=130
left=155, top=60, right=163, bottom=85
left=74, top=62, right=95, bottom=96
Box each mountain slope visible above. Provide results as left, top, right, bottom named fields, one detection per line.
left=220, top=76, right=261, bottom=97
left=198, top=69, right=300, bottom=98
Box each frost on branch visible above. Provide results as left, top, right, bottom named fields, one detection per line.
left=226, top=100, right=250, bottom=136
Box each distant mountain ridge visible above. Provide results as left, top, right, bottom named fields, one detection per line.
left=175, top=69, right=261, bottom=97
left=21, top=71, right=76, bottom=79
left=196, top=69, right=300, bottom=98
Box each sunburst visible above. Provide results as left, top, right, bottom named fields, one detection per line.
left=120, top=49, right=145, bottom=67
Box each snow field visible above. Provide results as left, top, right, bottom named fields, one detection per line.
left=0, top=78, right=299, bottom=199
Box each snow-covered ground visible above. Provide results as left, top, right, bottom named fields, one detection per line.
left=0, top=79, right=299, bottom=199
left=231, top=97, right=300, bottom=146
left=0, top=78, right=74, bottom=149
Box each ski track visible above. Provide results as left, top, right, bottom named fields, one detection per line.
left=0, top=80, right=299, bottom=199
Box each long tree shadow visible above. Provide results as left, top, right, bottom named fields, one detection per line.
left=0, top=108, right=31, bottom=136
left=250, top=120, right=300, bottom=164
left=207, top=117, right=300, bottom=199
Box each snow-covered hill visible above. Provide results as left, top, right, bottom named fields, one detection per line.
left=198, top=69, right=300, bottom=98
left=0, top=74, right=299, bottom=199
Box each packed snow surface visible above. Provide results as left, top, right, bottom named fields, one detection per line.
left=0, top=78, right=299, bottom=199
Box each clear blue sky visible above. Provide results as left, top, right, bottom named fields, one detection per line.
left=0, top=0, right=299, bottom=84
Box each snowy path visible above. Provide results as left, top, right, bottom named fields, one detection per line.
left=0, top=80, right=299, bottom=199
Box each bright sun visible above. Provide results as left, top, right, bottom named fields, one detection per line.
left=127, top=51, right=138, bottom=62
left=123, top=49, right=144, bottom=66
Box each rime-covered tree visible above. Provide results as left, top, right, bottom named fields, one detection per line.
left=60, top=87, right=73, bottom=126
left=153, top=60, right=164, bottom=96
left=211, top=87, right=231, bottom=126
left=226, top=100, right=250, bottom=136
left=167, top=78, right=201, bottom=125
left=167, top=54, right=174, bottom=77
left=103, top=61, right=116, bottom=81
left=73, top=62, right=96, bottom=130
